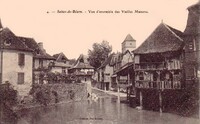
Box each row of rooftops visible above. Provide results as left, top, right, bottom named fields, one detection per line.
left=0, top=21, right=94, bottom=70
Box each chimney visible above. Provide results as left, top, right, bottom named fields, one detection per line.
left=38, top=42, right=46, bottom=53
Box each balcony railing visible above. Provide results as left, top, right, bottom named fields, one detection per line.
left=135, top=62, right=164, bottom=70
left=135, top=61, right=181, bottom=71
left=135, top=80, right=181, bottom=89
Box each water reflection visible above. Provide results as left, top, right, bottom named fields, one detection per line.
left=0, top=91, right=199, bottom=124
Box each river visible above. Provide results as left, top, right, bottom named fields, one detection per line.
left=0, top=89, right=199, bottom=124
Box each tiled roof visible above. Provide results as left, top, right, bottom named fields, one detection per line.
left=73, top=62, right=94, bottom=69
left=71, top=54, right=94, bottom=69
left=18, top=36, right=55, bottom=60
left=134, top=23, right=184, bottom=54
left=0, top=28, right=32, bottom=52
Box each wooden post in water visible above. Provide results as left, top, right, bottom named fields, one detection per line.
left=116, top=77, right=120, bottom=103
left=159, top=90, right=162, bottom=113
left=139, top=90, right=143, bottom=109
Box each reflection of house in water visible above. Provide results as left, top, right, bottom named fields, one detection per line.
left=51, top=52, right=72, bottom=74
left=69, top=54, right=94, bottom=83
left=20, top=38, right=55, bottom=84
left=0, top=22, right=33, bottom=96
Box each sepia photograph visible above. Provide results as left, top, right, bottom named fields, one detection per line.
left=0, top=0, right=199, bottom=123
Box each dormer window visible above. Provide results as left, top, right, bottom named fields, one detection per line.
left=35, top=49, right=40, bottom=55
left=4, top=40, right=11, bottom=46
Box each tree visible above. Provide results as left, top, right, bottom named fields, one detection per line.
left=88, top=40, right=112, bottom=69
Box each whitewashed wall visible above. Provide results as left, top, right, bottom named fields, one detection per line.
left=2, top=50, right=33, bottom=96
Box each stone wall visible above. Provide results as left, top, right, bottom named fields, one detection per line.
left=31, top=83, right=88, bottom=105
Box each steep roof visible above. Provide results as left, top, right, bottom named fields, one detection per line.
left=0, top=28, right=32, bottom=52
left=71, top=54, right=94, bottom=69
left=74, top=54, right=89, bottom=65
left=53, top=52, right=69, bottom=62
left=18, top=36, right=55, bottom=60
left=134, top=23, right=184, bottom=54
left=122, top=34, right=135, bottom=44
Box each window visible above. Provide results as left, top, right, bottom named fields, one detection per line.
left=39, top=59, right=43, bottom=68
left=18, top=53, right=25, bottom=66
left=139, top=72, right=144, bottom=80
left=18, top=73, right=24, bottom=84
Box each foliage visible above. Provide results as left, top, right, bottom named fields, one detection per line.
left=0, top=83, right=18, bottom=107
left=88, top=40, right=112, bottom=70
left=30, top=84, right=51, bottom=106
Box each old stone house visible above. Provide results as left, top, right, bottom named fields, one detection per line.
left=0, top=24, right=33, bottom=96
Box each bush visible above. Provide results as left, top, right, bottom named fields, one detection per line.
left=0, top=83, right=18, bottom=107
left=30, top=84, right=51, bottom=106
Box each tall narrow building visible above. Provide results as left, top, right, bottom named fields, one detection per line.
left=184, top=1, right=200, bottom=88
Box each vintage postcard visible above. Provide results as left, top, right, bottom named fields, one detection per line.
left=0, top=0, right=199, bottom=124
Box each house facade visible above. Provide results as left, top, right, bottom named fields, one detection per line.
left=0, top=26, right=33, bottom=96
left=97, top=53, right=115, bottom=90
left=20, top=37, right=55, bottom=84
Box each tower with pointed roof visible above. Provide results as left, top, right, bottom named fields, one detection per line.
left=121, top=34, right=136, bottom=53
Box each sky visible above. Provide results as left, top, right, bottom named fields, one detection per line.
left=0, top=0, right=198, bottom=59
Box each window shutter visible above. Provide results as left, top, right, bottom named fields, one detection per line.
left=18, top=53, right=25, bottom=66
left=18, top=73, right=24, bottom=84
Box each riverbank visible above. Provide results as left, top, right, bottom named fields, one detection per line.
left=92, top=87, right=127, bottom=97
